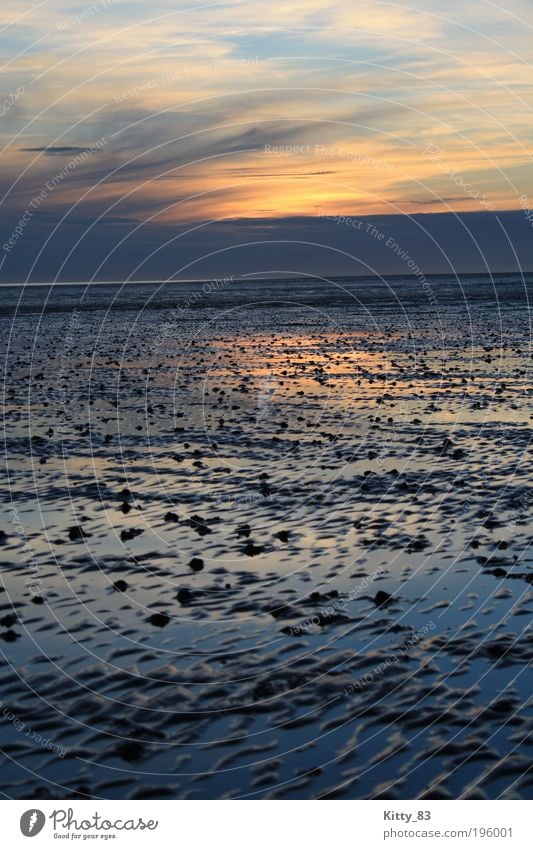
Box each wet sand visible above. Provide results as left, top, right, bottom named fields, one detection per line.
left=0, top=274, right=532, bottom=799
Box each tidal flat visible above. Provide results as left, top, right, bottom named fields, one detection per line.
left=1, top=274, right=531, bottom=799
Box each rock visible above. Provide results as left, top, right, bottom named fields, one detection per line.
left=0, top=629, right=19, bottom=642
left=483, top=517, right=500, bottom=529
left=486, top=642, right=509, bottom=660
left=280, top=625, right=301, bottom=636
left=437, top=437, right=454, bottom=454
left=186, top=515, right=211, bottom=536
left=113, top=580, right=128, bottom=591
left=244, top=541, right=264, bottom=556
left=164, top=512, right=180, bottom=523
left=114, top=741, right=144, bottom=763
left=189, top=557, right=204, bottom=572
left=68, top=525, right=89, bottom=541
left=0, top=614, right=17, bottom=628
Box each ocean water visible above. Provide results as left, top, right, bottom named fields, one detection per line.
left=1, top=272, right=531, bottom=317
left=0, top=273, right=531, bottom=799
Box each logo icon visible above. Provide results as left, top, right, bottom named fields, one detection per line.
left=20, top=810, right=46, bottom=837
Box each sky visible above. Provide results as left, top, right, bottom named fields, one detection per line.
left=0, top=0, right=532, bottom=283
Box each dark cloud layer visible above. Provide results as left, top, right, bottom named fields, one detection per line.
left=1, top=210, right=531, bottom=285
